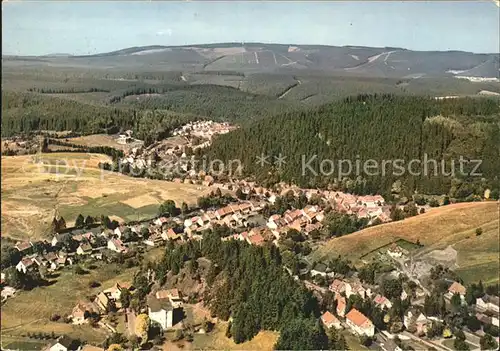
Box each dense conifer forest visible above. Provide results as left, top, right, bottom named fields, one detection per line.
left=153, top=228, right=325, bottom=347
left=205, top=94, right=500, bottom=197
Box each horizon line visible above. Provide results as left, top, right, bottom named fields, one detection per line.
left=3, top=41, right=500, bottom=57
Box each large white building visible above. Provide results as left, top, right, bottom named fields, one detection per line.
left=345, top=308, right=375, bottom=337
left=147, top=295, right=174, bottom=330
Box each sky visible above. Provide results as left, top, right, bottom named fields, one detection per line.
left=2, top=1, right=499, bottom=56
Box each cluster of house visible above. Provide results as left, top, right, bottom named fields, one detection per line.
left=318, top=276, right=500, bottom=340
left=66, top=282, right=134, bottom=326
left=43, top=287, right=186, bottom=350
left=13, top=241, right=77, bottom=274
left=444, top=281, right=500, bottom=328
left=171, top=120, right=236, bottom=141
left=326, top=192, right=391, bottom=224
left=7, top=182, right=395, bottom=282
left=318, top=277, right=395, bottom=337
left=267, top=205, right=325, bottom=237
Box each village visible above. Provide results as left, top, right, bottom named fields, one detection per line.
left=117, top=120, right=236, bottom=173
left=2, top=176, right=499, bottom=351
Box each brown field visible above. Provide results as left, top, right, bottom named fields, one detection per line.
left=1, top=153, right=211, bottom=240
left=314, top=202, right=499, bottom=283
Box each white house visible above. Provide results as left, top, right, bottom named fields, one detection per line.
left=387, top=243, right=404, bottom=258
left=16, top=258, right=35, bottom=273
left=154, top=217, right=169, bottom=227
left=147, top=295, right=174, bottom=330
left=104, top=283, right=124, bottom=302
left=345, top=308, right=375, bottom=337
left=76, top=243, right=92, bottom=256
left=49, top=336, right=76, bottom=351
left=113, top=225, right=127, bottom=239
left=373, top=294, right=393, bottom=310
left=476, top=295, right=500, bottom=313
left=107, top=238, right=127, bottom=253
left=310, top=263, right=334, bottom=278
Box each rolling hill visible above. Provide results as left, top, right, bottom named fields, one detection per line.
left=3, top=43, right=499, bottom=79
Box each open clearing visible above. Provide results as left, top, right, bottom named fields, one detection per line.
left=1, top=153, right=211, bottom=240
left=63, top=134, right=143, bottom=151
left=314, top=202, right=499, bottom=283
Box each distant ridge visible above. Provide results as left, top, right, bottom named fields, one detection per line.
left=3, top=43, right=499, bottom=79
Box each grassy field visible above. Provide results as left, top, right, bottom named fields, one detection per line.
left=1, top=153, right=211, bottom=240
left=313, top=202, right=499, bottom=283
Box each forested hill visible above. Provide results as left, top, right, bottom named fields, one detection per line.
left=205, top=94, right=500, bottom=197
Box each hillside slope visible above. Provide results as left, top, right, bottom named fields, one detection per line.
left=313, top=201, right=499, bottom=283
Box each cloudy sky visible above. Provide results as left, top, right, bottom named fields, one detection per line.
left=2, top=1, right=499, bottom=55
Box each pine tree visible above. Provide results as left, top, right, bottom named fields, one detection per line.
left=75, top=214, right=85, bottom=228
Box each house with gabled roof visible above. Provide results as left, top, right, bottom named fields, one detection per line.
left=147, top=295, right=174, bottom=330
left=321, top=311, right=342, bottom=330
left=156, top=288, right=182, bottom=308
left=161, top=228, right=182, bottom=242
left=404, top=308, right=429, bottom=335
left=247, top=233, right=265, bottom=246
left=374, top=294, right=393, bottom=310
left=475, top=294, right=500, bottom=313
left=345, top=308, right=375, bottom=337
left=48, top=335, right=79, bottom=351
left=446, top=281, right=466, bottom=302
left=336, top=294, right=347, bottom=317
left=94, top=292, right=112, bottom=312
left=311, top=262, right=334, bottom=278
left=107, top=238, right=127, bottom=253
left=329, top=279, right=347, bottom=295
left=16, top=257, right=36, bottom=273
left=154, top=217, right=169, bottom=227
left=71, top=301, right=98, bottom=324
left=77, top=243, right=93, bottom=255
left=15, top=241, right=33, bottom=253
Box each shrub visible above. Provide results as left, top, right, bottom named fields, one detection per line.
left=50, top=314, right=61, bottom=322
left=88, top=281, right=101, bottom=288
left=476, top=227, right=483, bottom=236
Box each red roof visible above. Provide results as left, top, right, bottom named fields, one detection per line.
left=374, top=294, right=390, bottom=305
left=346, top=308, right=372, bottom=328
left=15, top=241, right=32, bottom=251
left=448, top=281, right=466, bottom=295
left=248, top=233, right=265, bottom=246
left=329, top=279, right=346, bottom=293
left=321, top=311, right=340, bottom=328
